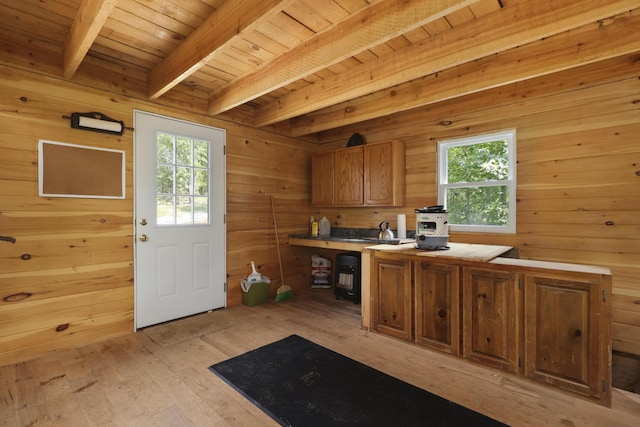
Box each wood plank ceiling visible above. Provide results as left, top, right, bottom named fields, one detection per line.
left=2, top=0, right=640, bottom=138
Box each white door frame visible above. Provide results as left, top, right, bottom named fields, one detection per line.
left=133, top=110, right=226, bottom=329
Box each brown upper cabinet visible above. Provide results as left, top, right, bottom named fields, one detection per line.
left=311, top=140, right=405, bottom=207
left=336, top=145, right=365, bottom=205
left=311, top=150, right=335, bottom=206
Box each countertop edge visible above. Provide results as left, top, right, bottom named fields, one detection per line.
left=291, top=238, right=513, bottom=263
left=288, top=237, right=376, bottom=251
left=364, top=242, right=513, bottom=263
left=489, top=257, right=611, bottom=275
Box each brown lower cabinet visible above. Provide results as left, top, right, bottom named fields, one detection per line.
left=369, top=252, right=612, bottom=406
left=463, top=268, right=521, bottom=373
left=371, top=256, right=412, bottom=340
left=523, top=272, right=610, bottom=403
left=415, top=261, right=460, bottom=355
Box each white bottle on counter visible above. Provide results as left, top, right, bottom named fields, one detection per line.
left=318, top=216, right=331, bottom=236
left=397, top=214, right=407, bottom=239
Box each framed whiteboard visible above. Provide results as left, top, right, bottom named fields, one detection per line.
left=38, top=140, right=126, bottom=199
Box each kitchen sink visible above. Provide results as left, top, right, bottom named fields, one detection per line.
left=289, top=228, right=415, bottom=246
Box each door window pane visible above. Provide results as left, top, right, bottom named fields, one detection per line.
left=194, top=197, right=209, bottom=224
left=175, top=166, right=192, bottom=195
left=194, top=140, right=209, bottom=167
left=156, top=132, right=211, bottom=226
left=176, top=196, right=193, bottom=225
left=157, top=195, right=175, bottom=225
left=194, top=169, right=208, bottom=195
left=156, top=165, right=173, bottom=193
left=157, top=133, right=174, bottom=163
left=176, top=136, right=192, bottom=165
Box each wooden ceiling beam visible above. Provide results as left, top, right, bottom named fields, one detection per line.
left=147, top=0, right=293, bottom=100
left=62, top=0, right=118, bottom=79
left=290, top=9, right=640, bottom=135
left=206, top=0, right=479, bottom=115
left=254, top=0, right=640, bottom=128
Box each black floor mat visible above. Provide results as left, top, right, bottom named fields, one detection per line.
left=209, top=334, right=508, bottom=427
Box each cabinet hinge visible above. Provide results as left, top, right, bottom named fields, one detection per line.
left=223, top=145, right=226, bottom=155
left=224, top=282, right=227, bottom=292
left=518, top=357, right=522, bottom=368
left=518, top=278, right=523, bottom=290
left=602, top=380, right=607, bottom=392
left=602, top=289, right=607, bottom=302
left=224, top=213, right=227, bottom=224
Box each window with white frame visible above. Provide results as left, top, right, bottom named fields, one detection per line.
left=438, top=130, right=516, bottom=233
left=156, top=131, right=211, bottom=226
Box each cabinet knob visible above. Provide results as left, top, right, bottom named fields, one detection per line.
left=574, top=329, right=582, bottom=338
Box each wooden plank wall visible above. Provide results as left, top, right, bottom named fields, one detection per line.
left=1, top=52, right=638, bottom=367
left=314, top=54, right=640, bottom=356
left=0, top=69, right=138, bottom=367
left=0, top=66, right=316, bottom=366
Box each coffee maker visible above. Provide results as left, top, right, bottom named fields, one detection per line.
left=414, top=205, right=449, bottom=250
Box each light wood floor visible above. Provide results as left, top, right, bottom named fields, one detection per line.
left=2, top=289, right=639, bottom=426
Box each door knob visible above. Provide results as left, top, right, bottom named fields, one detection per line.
left=139, top=234, right=149, bottom=242
left=139, top=218, right=147, bottom=226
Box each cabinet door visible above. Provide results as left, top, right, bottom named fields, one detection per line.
left=414, top=262, right=460, bottom=355
left=335, top=146, right=364, bottom=206
left=372, top=255, right=412, bottom=340
left=311, top=151, right=335, bottom=206
left=463, top=268, right=521, bottom=373
left=524, top=273, right=609, bottom=403
left=364, top=140, right=405, bottom=206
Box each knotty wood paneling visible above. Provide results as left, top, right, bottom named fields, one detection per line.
left=0, top=69, right=135, bottom=368
left=1, top=13, right=639, bottom=368
left=315, top=54, right=640, bottom=355
left=0, top=66, right=316, bottom=366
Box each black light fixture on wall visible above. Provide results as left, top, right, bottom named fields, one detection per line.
left=67, top=112, right=126, bottom=135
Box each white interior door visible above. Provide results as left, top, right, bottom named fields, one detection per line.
left=134, top=110, right=226, bottom=329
